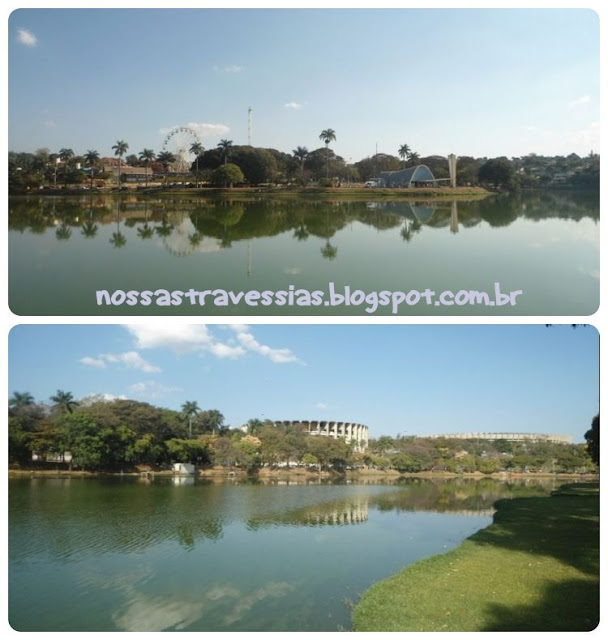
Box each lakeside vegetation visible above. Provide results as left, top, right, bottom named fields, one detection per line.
left=352, top=483, right=599, bottom=631
left=9, top=130, right=599, bottom=194
left=9, top=393, right=598, bottom=477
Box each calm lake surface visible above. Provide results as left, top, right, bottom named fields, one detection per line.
left=9, top=476, right=557, bottom=631
left=8, top=191, right=598, bottom=315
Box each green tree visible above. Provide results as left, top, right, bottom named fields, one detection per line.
left=217, top=139, right=233, bottom=165
left=246, top=418, right=264, bottom=436
left=156, top=151, right=175, bottom=179
left=83, top=150, right=100, bottom=188
left=585, top=414, right=599, bottom=465
left=398, top=144, right=411, bottom=169
left=190, top=142, right=205, bottom=185
left=478, top=158, right=515, bottom=190
left=138, top=148, right=155, bottom=187
left=319, top=129, right=337, bottom=178
left=9, top=391, right=35, bottom=415
left=200, top=409, right=226, bottom=435
left=50, top=390, right=79, bottom=414
left=181, top=400, right=200, bottom=438
left=211, top=163, right=244, bottom=188
left=112, top=140, right=129, bottom=188
left=293, top=146, right=309, bottom=182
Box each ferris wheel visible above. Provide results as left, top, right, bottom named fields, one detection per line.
left=161, top=126, right=202, bottom=173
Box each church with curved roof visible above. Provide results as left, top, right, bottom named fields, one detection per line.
left=378, top=164, right=437, bottom=188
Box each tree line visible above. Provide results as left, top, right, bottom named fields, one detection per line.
left=8, top=392, right=598, bottom=475
left=9, top=129, right=599, bottom=192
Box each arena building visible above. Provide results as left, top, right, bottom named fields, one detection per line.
left=427, top=432, right=572, bottom=444
left=272, top=420, right=369, bottom=452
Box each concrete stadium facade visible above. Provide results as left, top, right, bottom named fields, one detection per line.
left=272, top=420, right=369, bottom=451
left=427, top=432, right=572, bottom=444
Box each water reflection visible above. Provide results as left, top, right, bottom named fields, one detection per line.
left=9, top=477, right=562, bottom=632
left=9, top=191, right=599, bottom=315
left=8, top=191, right=599, bottom=249
left=9, top=476, right=555, bottom=559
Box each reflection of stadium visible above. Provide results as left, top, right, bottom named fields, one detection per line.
left=272, top=420, right=369, bottom=451
left=303, top=500, right=368, bottom=526
left=248, top=498, right=369, bottom=529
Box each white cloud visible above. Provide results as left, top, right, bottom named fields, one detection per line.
left=43, top=120, right=56, bottom=128
left=315, top=402, right=329, bottom=411
left=127, top=380, right=183, bottom=400
left=158, top=122, right=230, bottom=139
left=124, top=324, right=299, bottom=364
left=231, top=326, right=300, bottom=364
left=17, top=28, right=37, bottom=46
left=80, top=356, right=106, bottom=369
left=284, top=102, right=303, bottom=110
left=214, top=64, right=243, bottom=73
left=80, top=393, right=126, bottom=406
left=568, top=95, right=592, bottom=109
left=80, top=351, right=161, bottom=373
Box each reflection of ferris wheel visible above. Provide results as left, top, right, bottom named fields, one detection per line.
left=161, top=126, right=202, bottom=173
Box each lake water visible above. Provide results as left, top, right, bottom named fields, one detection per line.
left=9, top=476, right=556, bottom=631
left=8, top=191, right=598, bottom=315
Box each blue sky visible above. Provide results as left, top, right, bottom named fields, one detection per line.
left=8, top=324, right=599, bottom=443
left=8, top=8, right=599, bottom=161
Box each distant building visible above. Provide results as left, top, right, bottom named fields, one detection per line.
left=173, top=462, right=195, bottom=475
left=271, top=420, right=369, bottom=451
left=427, top=432, right=572, bottom=444
left=378, top=164, right=437, bottom=188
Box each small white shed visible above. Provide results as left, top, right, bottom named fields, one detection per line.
left=173, top=462, right=195, bottom=475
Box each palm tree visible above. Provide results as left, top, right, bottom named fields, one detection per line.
left=398, top=144, right=411, bottom=169
left=9, top=391, right=35, bottom=414
left=246, top=418, right=264, bottom=436
left=181, top=401, right=201, bottom=438
left=112, top=140, right=129, bottom=188
left=319, top=129, right=336, bottom=178
left=50, top=390, right=79, bottom=414
left=205, top=409, right=225, bottom=435
left=156, top=151, right=175, bottom=180
left=189, top=142, right=205, bottom=186
left=59, top=148, right=75, bottom=166
left=83, top=150, right=100, bottom=188
left=292, top=146, right=309, bottom=182
left=217, top=139, right=233, bottom=165
left=408, top=151, right=420, bottom=166
left=138, top=148, right=155, bottom=188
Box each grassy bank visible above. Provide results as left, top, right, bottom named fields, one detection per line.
left=352, top=483, right=599, bottom=631
left=12, top=185, right=492, bottom=200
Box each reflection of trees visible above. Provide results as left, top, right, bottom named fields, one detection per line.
left=9, top=477, right=556, bottom=563
left=55, top=223, right=72, bottom=240
left=371, top=477, right=554, bottom=514
left=320, top=241, right=338, bottom=260
left=155, top=217, right=174, bottom=238
left=8, top=191, right=600, bottom=251
left=110, top=204, right=127, bottom=248
left=81, top=221, right=99, bottom=238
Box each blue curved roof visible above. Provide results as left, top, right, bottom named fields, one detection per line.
left=378, top=164, right=437, bottom=187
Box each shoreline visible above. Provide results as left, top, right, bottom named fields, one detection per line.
left=9, top=186, right=492, bottom=200
left=8, top=467, right=598, bottom=481
left=352, top=482, right=599, bottom=631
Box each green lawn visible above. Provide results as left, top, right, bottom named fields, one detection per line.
left=352, top=483, right=599, bottom=631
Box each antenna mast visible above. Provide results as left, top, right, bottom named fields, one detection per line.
left=248, top=106, right=252, bottom=146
